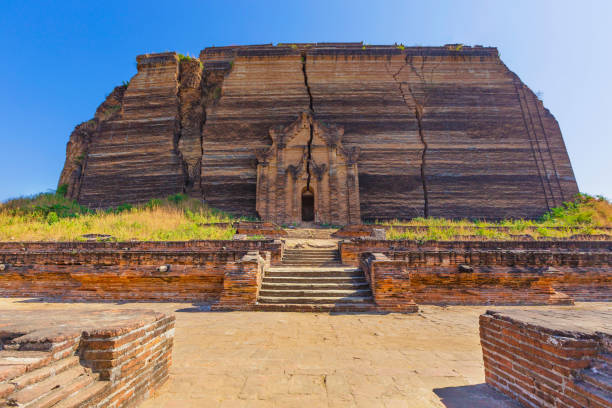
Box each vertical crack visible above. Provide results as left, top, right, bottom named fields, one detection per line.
left=302, top=51, right=315, bottom=191
left=387, top=54, right=433, bottom=218
left=414, top=105, right=429, bottom=217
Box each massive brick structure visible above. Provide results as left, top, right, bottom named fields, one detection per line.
left=59, top=43, right=579, bottom=223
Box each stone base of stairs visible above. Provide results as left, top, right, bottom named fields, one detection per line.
left=253, top=247, right=419, bottom=313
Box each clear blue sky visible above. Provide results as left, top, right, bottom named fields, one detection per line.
left=1, top=0, right=610, bottom=201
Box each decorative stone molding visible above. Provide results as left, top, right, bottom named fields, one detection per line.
left=255, top=112, right=361, bottom=225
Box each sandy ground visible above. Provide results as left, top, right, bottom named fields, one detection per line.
left=1, top=298, right=608, bottom=407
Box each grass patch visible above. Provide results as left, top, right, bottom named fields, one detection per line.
left=381, top=194, right=611, bottom=240
left=0, top=191, right=239, bottom=241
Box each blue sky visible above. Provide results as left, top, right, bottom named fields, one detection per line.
left=1, top=0, right=610, bottom=201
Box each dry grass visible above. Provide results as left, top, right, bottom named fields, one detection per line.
left=0, top=193, right=236, bottom=241
left=383, top=194, right=611, bottom=241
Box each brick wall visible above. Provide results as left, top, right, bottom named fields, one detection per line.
left=0, top=241, right=280, bottom=302
left=480, top=310, right=612, bottom=408
left=0, top=309, right=174, bottom=408
left=344, top=240, right=611, bottom=305
left=360, top=253, right=418, bottom=312
left=81, top=312, right=175, bottom=407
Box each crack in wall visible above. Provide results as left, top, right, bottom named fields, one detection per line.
left=302, top=51, right=315, bottom=192
left=387, top=54, right=434, bottom=217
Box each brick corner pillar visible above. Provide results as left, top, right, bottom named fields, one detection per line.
left=537, top=267, right=575, bottom=305
left=362, top=252, right=418, bottom=313
left=212, top=251, right=265, bottom=311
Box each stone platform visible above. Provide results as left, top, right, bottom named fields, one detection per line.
left=0, top=309, right=174, bottom=407
left=480, top=309, right=612, bottom=408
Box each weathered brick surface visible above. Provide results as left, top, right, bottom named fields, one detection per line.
left=0, top=241, right=281, bottom=302
left=480, top=310, right=612, bottom=408
left=0, top=309, right=174, bottom=407
left=360, top=253, right=417, bottom=312
left=345, top=240, right=611, bottom=305
left=213, top=252, right=265, bottom=310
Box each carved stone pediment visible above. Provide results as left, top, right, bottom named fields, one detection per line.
left=256, top=112, right=360, bottom=225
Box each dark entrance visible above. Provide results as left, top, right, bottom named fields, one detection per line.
left=301, top=190, right=314, bottom=222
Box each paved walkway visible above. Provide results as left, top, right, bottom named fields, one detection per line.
left=1, top=298, right=607, bottom=407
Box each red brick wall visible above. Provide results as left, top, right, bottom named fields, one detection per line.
left=0, top=310, right=174, bottom=408
left=345, top=240, right=611, bottom=305
left=213, top=252, right=266, bottom=310
left=81, top=313, right=175, bottom=408
left=0, top=241, right=280, bottom=302
left=480, top=311, right=612, bottom=408
left=360, top=253, right=418, bottom=312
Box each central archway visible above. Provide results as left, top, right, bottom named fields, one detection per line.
left=301, top=189, right=314, bottom=222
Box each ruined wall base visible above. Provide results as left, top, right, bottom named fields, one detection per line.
left=480, top=310, right=612, bottom=408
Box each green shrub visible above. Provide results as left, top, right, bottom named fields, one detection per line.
left=46, top=211, right=59, bottom=225
left=168, top=193, right=187, bottom=204
left=56, top=184, right=68, bottom=197
left=145, top=198, right=162, bottom=209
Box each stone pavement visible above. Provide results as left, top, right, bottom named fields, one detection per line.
left=0, top=299, right=608, bottom=407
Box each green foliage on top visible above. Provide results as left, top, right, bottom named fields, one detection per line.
left=177, top=53, right=203, bottom=69
left=382, top=194, right=611, bottom=241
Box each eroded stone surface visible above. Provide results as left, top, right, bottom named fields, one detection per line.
left=2, top=298, right=608, bottom=407
left=59, top=43, right=579, bottom=221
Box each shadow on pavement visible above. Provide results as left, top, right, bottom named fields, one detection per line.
left=434, top=383, right=522, bottom=408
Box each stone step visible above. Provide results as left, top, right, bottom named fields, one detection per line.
left=263, top=276, right=367, bottom=284
left=52, top=380, right=111, bottom=408
left=261, top=282, right=369, bottom=290
left=283, top=249, right=338, bottom=253
left=282, top=253, right=339, bottom=257
left=281, top=263, right=343, bottom=267
left=28, top=372, right=98, bottom=408
left=283, top=255, right=340, bottom=261
left=258, top=296, right=374, bottom=304
left=582, top=366, right=612, bottom=394
left=574, top=379, right=612, bottom=407
left=9, top=356, right=80, bottom=391
left=283, top=250, right=338, bottom=253
left=253, top=303, right=378, bottom=312
left=268, top=266, right=361, bottom=272
left=29, top=373, right=98, bottom=408
left=7, top=365, right=92, bottom=407
left=597, top=353, right=612, bottom=365
left=259, top=288, right=372, bottom=297
left=265, top=270, right=364, bottom=278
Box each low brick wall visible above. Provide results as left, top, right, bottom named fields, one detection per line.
left=0, top=309, right=174, bottom=407
left=213, top=252, right=266, bottom=311
left=345, top=240, right=611, bottom=305
left=480, top=310, right=612, bottom=408
left=360, top=253, right=418, bottom=312
left=0, top=240, right=280, bottom=302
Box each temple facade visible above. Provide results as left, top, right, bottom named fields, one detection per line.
left=59, top=43, right=579, bottom=222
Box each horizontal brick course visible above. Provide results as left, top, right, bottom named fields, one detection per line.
left=480, top=310, right=612, bottom=408
left=0, top=241, right=280, bottom=302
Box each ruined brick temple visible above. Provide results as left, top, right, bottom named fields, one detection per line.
left=59, top=43, right=579, bottom=223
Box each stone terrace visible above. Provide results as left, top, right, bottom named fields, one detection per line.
left=1, top=299, right=610, bottom=407
left=0, top=308, right=174, bottom=407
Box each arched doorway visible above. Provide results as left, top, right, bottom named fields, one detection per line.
left=301, top=189, right=314, bottom=222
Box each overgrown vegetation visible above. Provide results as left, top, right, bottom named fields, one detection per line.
left=177, top=53, right=203, bottom=69
left=383, top=194, right=611, bottom=241
left=0, top=191, right=238, bottom=241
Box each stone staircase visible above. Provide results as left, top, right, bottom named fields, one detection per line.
left=0, top=351, right=110, bottom=408
left=576, top=352, right=612, bottom=401
left=255, top=248, right=376, bottom=312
